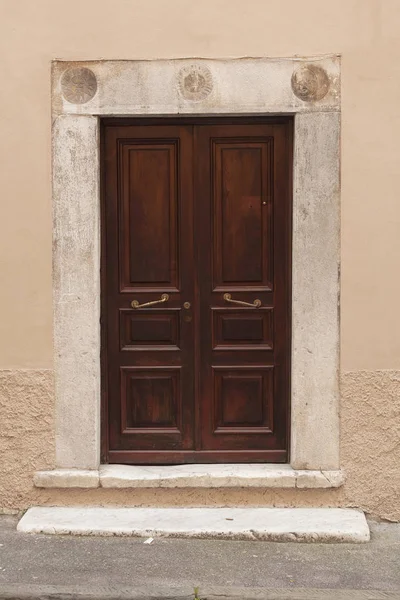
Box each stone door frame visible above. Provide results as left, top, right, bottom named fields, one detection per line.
left=52, top=57, right=340, bottom=471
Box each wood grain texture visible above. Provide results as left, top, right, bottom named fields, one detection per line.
left=101, top=118, right=292, bottom=464
left=102, top=123, right=195, bottom=456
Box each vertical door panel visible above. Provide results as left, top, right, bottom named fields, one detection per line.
left=196, top=123, right=291, bottom=460
left=103, top=124, right=195, bottom=458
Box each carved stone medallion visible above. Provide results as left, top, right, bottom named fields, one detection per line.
left=291, top=64, right=330, bottom=102
left=61, top=67, right=97, bottom=104
left=177, top=64, right=213, bottom=101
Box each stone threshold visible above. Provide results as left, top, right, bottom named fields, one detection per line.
left=34, top=464, right=344, bottom=489
left=17, top=507, right=369, bottom=542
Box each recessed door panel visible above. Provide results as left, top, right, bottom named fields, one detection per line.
left=213, top=139, right=273, bottom=291
left=120, top=309, right=180, bottom=350
left=119, top=141, right=179, bottom=291
left=121, top=367, right=182, bottom=432
left=212, top=308, right=273, bottom=350
left=213, top=367, right=274, bottom=433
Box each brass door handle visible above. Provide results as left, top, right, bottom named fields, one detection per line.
left=223, top=293, right=261, bottom=308
left=131, top=293, right=169, bottom=309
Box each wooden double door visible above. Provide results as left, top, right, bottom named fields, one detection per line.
left=102, top=118, right=292, bottom=464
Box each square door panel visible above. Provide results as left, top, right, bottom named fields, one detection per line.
left=120, top=367, right=182, bottom=432
left=120, top=309, right=180, bottom=350
left=213, top=367, right=273, bottom=433
left=212, top=308, right=273, bottom=350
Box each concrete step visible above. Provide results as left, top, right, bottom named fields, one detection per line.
left=17, top=507, right=370, bottom=543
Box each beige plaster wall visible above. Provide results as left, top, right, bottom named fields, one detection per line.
left=0, top=0, right=400, bottom=518
left=1, top=0, right=400, bottom=371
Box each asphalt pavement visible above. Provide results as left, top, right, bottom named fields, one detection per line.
left=0, top=515, right=399, bottom=599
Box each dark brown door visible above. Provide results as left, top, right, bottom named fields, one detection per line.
left=102, top=118, right=292, bottom=464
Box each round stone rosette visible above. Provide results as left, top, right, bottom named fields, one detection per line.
left=177, top=64, right=213, bottom=102
left=61, top=67, right=97, bottom=105
left=291, top=64, right=330, bottom=102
